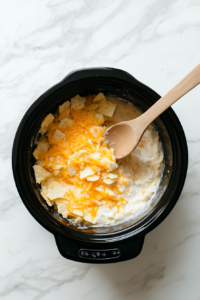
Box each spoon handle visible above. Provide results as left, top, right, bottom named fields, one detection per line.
left=134, top=64, right=200, bottom=132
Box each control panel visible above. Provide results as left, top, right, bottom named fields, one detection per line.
left=78, top=248, right=120, bottom=260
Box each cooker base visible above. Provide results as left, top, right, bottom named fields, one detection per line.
left=55, top=234, right=144, bottom=264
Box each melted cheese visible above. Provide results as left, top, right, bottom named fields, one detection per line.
left=33, top=94, right=163, bottom=226
left=35, top=99, right=123, bottom=222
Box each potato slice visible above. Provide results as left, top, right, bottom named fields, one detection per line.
left=73, top=209, right=84, bottom=217
left=39, top=113, right=54, bottom=135
left=74, top=216, right=83, bottom=223
left=46, top=181, right=72, bottom=200
left=103, top=178, right=116, bottom=185
left=33, top=141, right=49, bottom=160
left=87, top=175, right=100, bottom=181
left=57, top=202, right=68, bottom=218
left=33, top=165, right=51, bottom=184
left=80, top=166, right=95, bottom=179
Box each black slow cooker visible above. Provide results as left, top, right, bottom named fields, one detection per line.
left=12, top=68, right=188, bottom=263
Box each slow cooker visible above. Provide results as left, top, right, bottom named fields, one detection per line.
left=12, top=67, right=188, bottom=263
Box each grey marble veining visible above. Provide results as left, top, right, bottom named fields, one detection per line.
left=0, top=0, right=200, bottom=299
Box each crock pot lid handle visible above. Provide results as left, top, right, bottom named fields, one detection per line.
left=60, top=67, right=139, bottom=86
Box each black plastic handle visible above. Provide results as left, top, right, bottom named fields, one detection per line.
left=55, top=234, right=144, bottom=264
left=59, top=67, right=139, bottom=87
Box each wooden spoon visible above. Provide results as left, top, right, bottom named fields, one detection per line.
left=105, top=64, right=200, bottom=159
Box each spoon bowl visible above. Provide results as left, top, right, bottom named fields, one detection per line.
left=106, top=122, right=137, bottom=159
left=106, top=64, right=200, bottom=158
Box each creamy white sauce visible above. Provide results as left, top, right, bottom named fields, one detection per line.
left=34, top=95, right=164, bottom=227
left=90, top=97, right=163, bottom=225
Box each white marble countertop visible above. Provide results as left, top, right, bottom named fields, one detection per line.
left=1, top=0, right=200, bottom=299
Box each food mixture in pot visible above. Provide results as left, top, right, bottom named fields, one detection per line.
left=33, top=93, right=163, bottom=225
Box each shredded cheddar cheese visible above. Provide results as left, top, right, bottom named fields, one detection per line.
left=33, top=94, right=163, bottom=226
left=33, top=94, right=125, bottom=224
